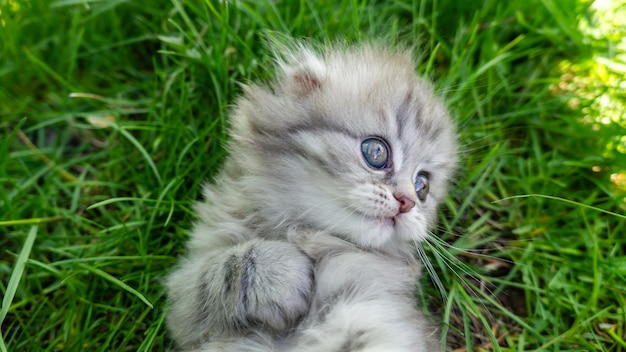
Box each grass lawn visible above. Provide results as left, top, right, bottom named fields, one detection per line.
left=2, top=0, right=625, bottom=350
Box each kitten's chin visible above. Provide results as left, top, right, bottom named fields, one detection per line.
left=337, top=216, right=399, bottom=250
left=394, top=213, right=429, bottom=243
left=373, top=217, right=395, bottom=227
left=305, top=207, right=428, bottom=251
left=355, top=214, right=429, bottom=250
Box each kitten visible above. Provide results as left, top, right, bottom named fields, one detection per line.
left=165, top=42, right=457, bottom=351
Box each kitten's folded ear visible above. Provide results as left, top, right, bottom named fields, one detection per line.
left=268, top=37, right=326, bottom=95
left=229, top=41, right=326, bottom=137
left=279, top=48, right=326, bottom=95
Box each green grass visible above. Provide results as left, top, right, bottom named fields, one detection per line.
left=2, top=0, right=625, bottom=351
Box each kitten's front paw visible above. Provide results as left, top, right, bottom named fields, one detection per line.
left=234, top=240, right=314, bottom=332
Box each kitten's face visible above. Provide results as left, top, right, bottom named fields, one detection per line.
left=231, top=46, right=457, bottom=251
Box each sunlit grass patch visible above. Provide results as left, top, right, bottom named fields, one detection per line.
left=551, top=0, right=626, bottom=198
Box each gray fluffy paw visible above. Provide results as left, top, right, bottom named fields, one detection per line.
left=228, top=240, right=314, bottom=332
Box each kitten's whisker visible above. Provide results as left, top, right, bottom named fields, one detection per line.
left=423, top=236, right=504, bottom=314
left=426, top=233, right=516, bottom=266
left=423, top=233, right=505, bottom=323
left=426, top=236, right=497, bottom=324
left=424, top=235, right=484, bottom=282
left=414, top=241, right=447, bottom=301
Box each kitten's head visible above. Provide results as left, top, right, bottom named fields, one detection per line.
left=229, top=43, right=457, bottom=253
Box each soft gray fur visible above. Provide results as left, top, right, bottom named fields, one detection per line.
left=166, top=43, right=458, bottom=351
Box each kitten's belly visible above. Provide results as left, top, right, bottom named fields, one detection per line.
left=283, top=251, right=433, bottom=352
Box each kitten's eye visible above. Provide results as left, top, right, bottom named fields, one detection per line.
left=361, top=137, right=390, bottom=169
left=415, top=172, right=430, bottom=202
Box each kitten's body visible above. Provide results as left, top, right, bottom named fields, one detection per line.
left=192, top=230, right=437, bottom=352
left=166, top=43, right=457, bottom=351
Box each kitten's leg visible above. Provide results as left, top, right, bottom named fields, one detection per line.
left=166, top=239, right=314, bottom=349
left=287, top=226, right=360, bottom=259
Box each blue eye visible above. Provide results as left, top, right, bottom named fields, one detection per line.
left=361, top=137, right=390, bottom=169
left=415, top=172, right=430, bottom=202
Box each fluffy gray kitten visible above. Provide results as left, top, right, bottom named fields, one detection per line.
left=166, top=43, right=458, bottom=351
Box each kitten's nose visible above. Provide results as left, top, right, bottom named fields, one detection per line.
left=393, top=193, right=416, bottom=213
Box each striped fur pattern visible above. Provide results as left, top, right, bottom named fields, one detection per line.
left=165, top=43, right=457, bottom=351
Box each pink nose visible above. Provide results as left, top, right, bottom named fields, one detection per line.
left=393, top=193, right=416, bottom=213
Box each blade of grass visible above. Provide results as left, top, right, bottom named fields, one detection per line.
left=496, top=194, right=626, bottom=220
left=87, top=116, right=162, bottom=185
left=0, top=217, right=65, bottom=227
left=16, top=130, right=77, bottom=183
left=0, top=226, right=38, bottom=352
left=77, top=263, right=154, bottom=309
